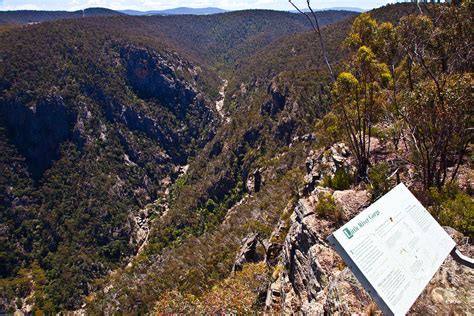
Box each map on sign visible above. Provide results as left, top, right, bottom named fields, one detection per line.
left=328, top=183, right=455, bottom=316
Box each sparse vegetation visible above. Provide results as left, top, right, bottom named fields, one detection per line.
left=155, top=262, right=270, bottom=314
left=429, top=183, right=474, bottom=238
left=315, top=192, right=343, bottom=222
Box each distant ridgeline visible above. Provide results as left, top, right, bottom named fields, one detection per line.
left=0, top=8, right=123, bottom=25
left=395, top=0, right=453, bottom=2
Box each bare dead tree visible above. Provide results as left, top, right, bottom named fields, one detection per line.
left=416, top=0, right=424, bottom=14
left=288, top=0, right=335, bottom=82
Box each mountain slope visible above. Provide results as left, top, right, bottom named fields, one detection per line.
left=84, top=3, right=425, bottom=313
left=1, top=4, right=441, bottom=313
left=0, top=9, right=355, bottom=311
left=87, top=10, right=357, bottom=71
left=0, top=17, right=220, bottom=311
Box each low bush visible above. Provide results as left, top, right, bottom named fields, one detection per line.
left=368, top=162, right=394, bottom=200
left=429, top=183, right=474, bottom=238
left=321, top=168, right=353, bottom=191
left=315, top=192, right=343, bottom=222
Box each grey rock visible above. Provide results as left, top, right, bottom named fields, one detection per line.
left=246, top=168, right=263, bottom=194
left=232, top=233, right=262, bottom=272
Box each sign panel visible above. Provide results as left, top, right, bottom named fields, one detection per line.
left=328, top=183, right=455, bottom=316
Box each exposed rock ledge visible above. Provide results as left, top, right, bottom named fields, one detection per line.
left=265, top=189, right=474, bottom=315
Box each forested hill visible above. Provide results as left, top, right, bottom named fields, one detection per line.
left=0, top=8, right=123, bottom=25
left=3, top=3, right=470, bottom=314
left=0, top=9, right=357, bottom=69
left=0, top=16, right=220, bottom=311
left=0, top=8, right=357, bottom=311
left=230, top=3, right=421, bottom=91
left=63, top=10, right=357, bottom=71
left=128, top=10, right=358, bottom=69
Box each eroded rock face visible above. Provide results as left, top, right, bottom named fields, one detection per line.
left=0, top=95, right=74, bottom=179
left=120, top=45, right=200, bottom=120
left=267, top=190, right=368, bottom=312
left=232, top=233, right=262, bottom=272
left=261, top=79, right=286, bottom=117
left=266, top=187, right=474, bottom=315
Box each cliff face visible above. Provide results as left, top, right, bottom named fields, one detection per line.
left=122, top=45, right=200, bottom=119
left=0, top=96, right=75, bottom=179
left=113, top=45, right=216, bottom=163
left=0, top=22, right=219, bottom=310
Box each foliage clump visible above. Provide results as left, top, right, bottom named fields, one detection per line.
left=429, top=183, right=474, bottom=238
left=315, top=192, right=343, bottom=222
left=322, top=168, right=354, bottom=191
left=368, top=162, right=395, bottom=200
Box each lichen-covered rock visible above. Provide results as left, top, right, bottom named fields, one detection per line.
left=332, top=189, right=371, bottom=220
left=409, top=227, right=473, bottom=315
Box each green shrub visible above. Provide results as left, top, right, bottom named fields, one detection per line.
left=429, top=183, right=474, bottom=238
left=315, top=193, right=343, bottom=222
left=322, top=168, right=353, bottom=190
left=368, top=162, right=394, bottom=200
left=438, top=193, right=474, bottom=238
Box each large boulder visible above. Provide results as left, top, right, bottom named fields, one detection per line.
left=232, top=233, right=262, bottom=272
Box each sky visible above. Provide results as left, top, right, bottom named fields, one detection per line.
left=0, top=0, right=395, bottom=11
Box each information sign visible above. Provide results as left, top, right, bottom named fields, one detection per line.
left=328, top=183, right=455, bottom=316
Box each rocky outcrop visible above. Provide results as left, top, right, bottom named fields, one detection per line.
left=232, top=233, right=262, bottom=272
left=261, top=79, right=286, bottom=117
left=265, top=187, right=473, bottom=315
left=303, top=143, right=353, bottom=195
left=208, top=141, right=223, bottom=159
left=267, top=189, right=369, bottom=313
left=246, top=168, right=263, bottom=194
left=0, top=95, right=75, bottom=179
